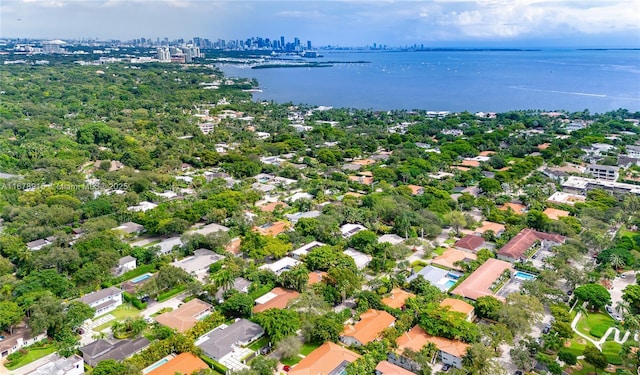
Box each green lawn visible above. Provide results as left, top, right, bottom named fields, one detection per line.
left=5, top=344, right=56, bottom=370
left=563, top=338, right=592, bottom=357
left=93, top=304, right=142, bottom=331
left=300, top=342, right=320, bottom=356
left=601, top=341, right=624, bottom=365
left=575, top=312, right=616, bottom=339
left=280, top=355, right=303, bottom=366
left=247, top=337, right=270, bottom=351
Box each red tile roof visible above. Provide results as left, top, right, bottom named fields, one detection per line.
left=147, top=353, right=208, bottom=375
left=342, top=309, right=396, bottom=345
left=253, top=287, right=300, bottom=313
left=289, top=342, right=360, bottom=375
left=381, top=288, right=415, bottom=309
left=454, top=234, right=485, bottom=251
left=451, top=258, right=513, bottom=300
left=497, top=228, right=566, bottom=260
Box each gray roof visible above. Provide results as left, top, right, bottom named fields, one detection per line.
left=26, top=239, right=48, bottom=249
left=406, top=265, right=455, bottom=291
left=171, top=249, right=223, bottom=274
left=80, top=338, right=149, bottom=367
left=118, top=255, right=136, bottom=266
left=215, top=277, right=251, bottom=300
left=198, top=319, right=264, bottom=360
left=27, top=354, right=83, bottom=375
left=78, top=286, right=121, bottom=306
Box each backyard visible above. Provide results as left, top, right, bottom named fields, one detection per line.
left=93, top=304, right=143, bottom=331
left=4, top=342, right=56, bottom=370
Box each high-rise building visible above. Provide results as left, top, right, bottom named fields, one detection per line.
left=280, top=36, right=285, bottom=50
left=307, top=41, right=312, bottom=50
left=156, top=47, right=170, bottom=61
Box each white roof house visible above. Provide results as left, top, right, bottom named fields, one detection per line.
left=127, top=201, right=158, bottom=212
left=340, top=224, right=367, bottom=238
left=291, top=241, right=326, bottom=259
left=343, top=248, right=372, bottom=270
left=258, top=257, right=301, bottom=276
left=378, top=234, right=405, bottom=245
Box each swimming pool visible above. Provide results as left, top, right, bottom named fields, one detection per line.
left=514, top=271, right=536, bottom=281
left=131, top=273, right=152, bottom=284
left=142, top=358, right=169, bottom=374
left=444, top=280, right=457, bottom=289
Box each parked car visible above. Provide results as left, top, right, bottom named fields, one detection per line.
left=621, top=273, right=627, bottom=279
left=515, top=371, right=524, bottom=375
left=606, top=305, right=613, bottom=314
left=442, top=364, right=451, bottom=372
left=283, top=365, right=291, bottom=372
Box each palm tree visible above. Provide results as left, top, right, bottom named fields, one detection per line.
left=212, top=268, right=235, bottom=293
left=609, top=253, right=626, bottom=271
left=616, top=300, right=631, bottom=317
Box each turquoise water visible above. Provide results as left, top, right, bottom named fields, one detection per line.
left=143, top=358, right=169, bottom=374
left=220, top=49, right=640, bottom=113
left=444, top=280, right=457, bottom=289
left=131, top=273, right=151, bottom=283
left=514, top=271, right=536, bottom=280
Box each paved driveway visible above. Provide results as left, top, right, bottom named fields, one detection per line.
left=610, top=271, right=636, bottom=307
left=142, top=293, right=187, bottom=318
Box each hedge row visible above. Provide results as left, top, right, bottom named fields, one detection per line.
left=157, top=284, right=187, bottom=302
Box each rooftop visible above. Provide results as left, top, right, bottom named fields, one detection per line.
left=381, top=288, right=415, bottom=309
left=451, top=258, right=513, bottom=300
left=396, top=325, right=469, bottom=358
left=253, top=221, right=290, bottom=236
left=432, top=248, right=478, bottom=271
left=497, top=228, right=566, bottom=260
left=154, top=299, right=212, bottom=333
left=454, top=235, right=485, bottom=252
left=543, top=208, right=570, bottom=220
left=474, top=221, right=505, bottom=235
left=288, top=342, right=360, bottom=375
left=375, top=360, right=415, bottom=375
left=146, top=352, right=208, bottom=375
left=197, top=319, right=264, bottom=360
left=439, top=298, right=474, bottom=316
left=253, top=287, right=300, bottom=313
left=341, top=309, right=396, bottom=345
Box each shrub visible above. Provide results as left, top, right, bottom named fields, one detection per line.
left=558, top=349, right=577, bottom=365
left=590, top=323, right=610, bottom=338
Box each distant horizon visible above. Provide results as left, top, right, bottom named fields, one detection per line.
left=2, top=1, right=638, bottom=49
left=2, top=37, right=640, bottom=52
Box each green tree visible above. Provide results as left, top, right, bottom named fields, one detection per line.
left=583, top=346, right=607, bottom=374
left=253, top=309, right=301, bottom=343
left=275, top=335, right=302, bottom=360
left=278, top=264, right=310, bottom=292
left=219, top=293, right=254, bottom=319
left=558, top=349, right=578, bottom=365
left=574, top=284, right=611, bottom=310
left=250, top=355, right=278, bottom=375
left=474, top=296, right=502, bottom=320
left=0, top=301, right=23, bottom=335
left=463, top=343, right=507, bottom=375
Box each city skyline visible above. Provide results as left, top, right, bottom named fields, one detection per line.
left=1, top=0, right=639, bottom=48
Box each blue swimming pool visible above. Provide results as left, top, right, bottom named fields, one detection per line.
left=131, top=273, right=152, bottom=283
left=514, top=271, right=536, bottom=281
left=444, top=280, right=457, bottom=289
left=142, top=358, right=169, bottom=374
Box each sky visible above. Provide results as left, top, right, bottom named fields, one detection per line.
left=1, top=0, right=639, bottom=47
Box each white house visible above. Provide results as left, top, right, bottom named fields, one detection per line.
left=78, top=286, right=123, bottom=318
left=259, top=257, right=301, bottom=276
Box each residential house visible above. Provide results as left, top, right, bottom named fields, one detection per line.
left=381, top=288, right=415, bottom=310
left=112, top=255, right=137, bottom=276
left=543, top=208, right=570, bottom=221
left=291, top=241, right=326, bottom=259
left=0, top=325, right=47, bottom=358
left=375, top=360, right=414, bottom=375
left=389, top=326, right=469, bottom=370
left=308, top=271, right=328, bottom=285
left=340, top=309, right=396, bottom=346
left=153, top=236, right=183, bottom=256
left=112, top=221, right=144, bottom=235
left=406, top=184, right=425, bottom=196
left=127, top=201, right=157, bottom=212
left=340, top=224, right=367, bottom=238
left=78, top=286, right=123, bottom=318
left=454, top=235, right=486, bottom=253
left=253, top=287, right=300, bottom=313
left=547, top=191, right=586, bottom=206
left=378, top=234, right=404, bottom=245
left=258, top=256, right=301, bottom=276
left=171, top=249, right=223, bottom=281
left=289, top=342, right=360, bottom=375
left=252, top=221, right=290, bottom=236
left=562, top=176, right=640, bottom=196
left=79, top=338, right=150, bottom=367
left=348, top=175, right=374, bottom=185
left=499, top=202, right=527, bottom=215
left=28, top=354, right=84, bottom=375
left=586, top=164, right=619, bottom=181
left=215, top=277, right=251, bottom=301
left=473, top=221, right=506, bottom=237
left=431, top=248, right=478, bottom=271
left=26, top=238, right=52, bottom=251
left=451, top=258, right=513, bottom=301
left=439, top=298, right=475, bottom=322
left=145, top=353, right=208, bottom=375
left=343, top=248, right=372, bottom=270
left=154, top=299, right=213, bottom=333
left=284, top=211, right=322, bottom=225
left=197, top=319, right=264, bottom=362
left=406, top=265, right=459, bottom=292
left=497, top=228, right=566, bottom=262
left=257, top=201, right=289, bottom=212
